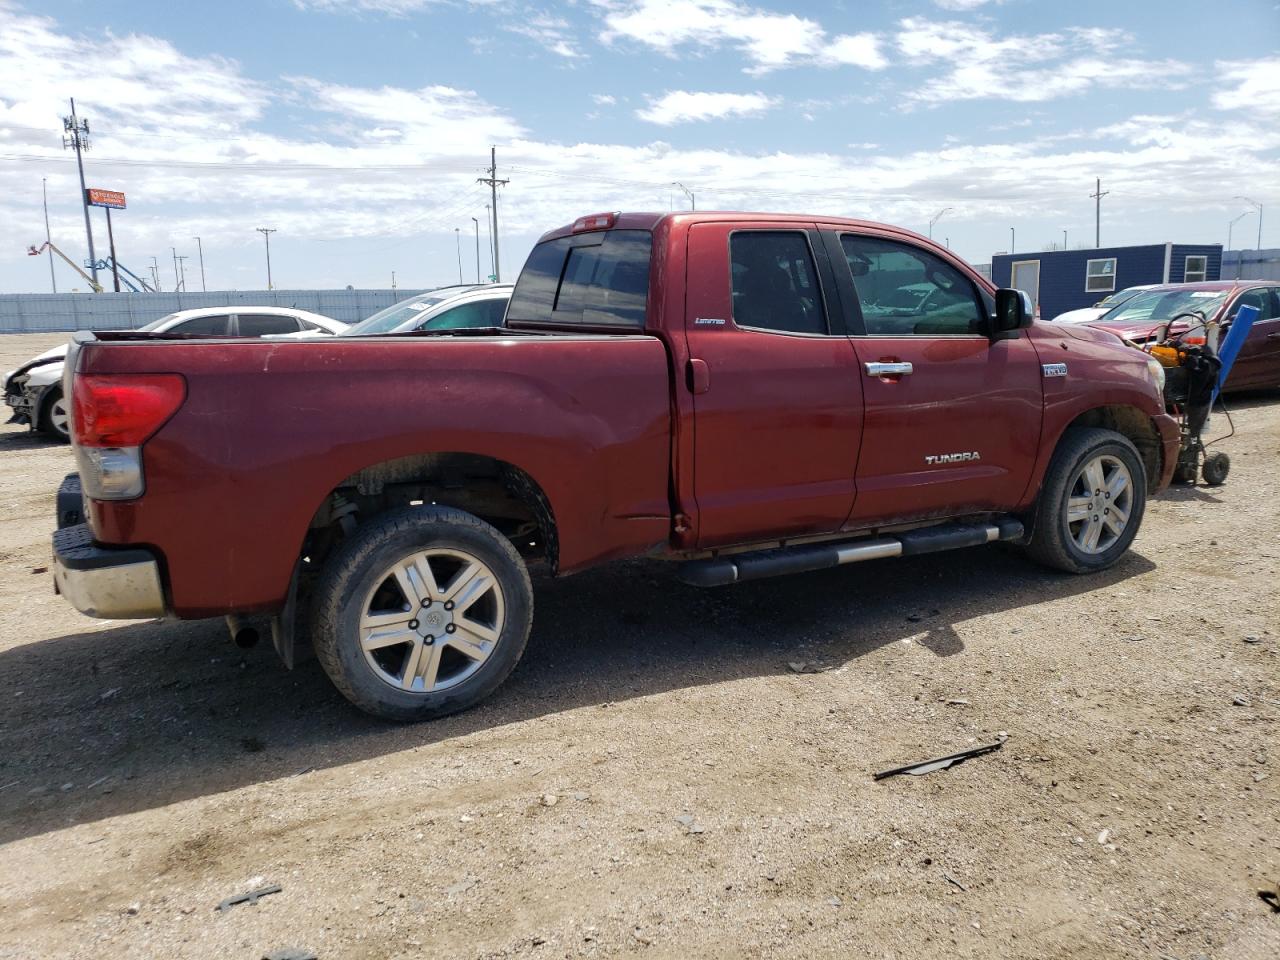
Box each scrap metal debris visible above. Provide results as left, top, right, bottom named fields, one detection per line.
left=873, top=738, right=1006, bottom=781
left=217, top=884, right=282, bottom=912
left=1260, top=882, right=1280, bottom=913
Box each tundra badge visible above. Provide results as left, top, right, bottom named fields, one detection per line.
left=694, top=317, right=726, bottom=326
left=925, top=451, right=980, bottom=466
left=1042, top=363, right=1068, bottom=378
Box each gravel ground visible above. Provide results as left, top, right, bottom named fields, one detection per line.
left=0, top=331, right=1276, bottom=960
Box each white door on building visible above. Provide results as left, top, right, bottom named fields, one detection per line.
left=1011, top=260, right=1041, bottom=316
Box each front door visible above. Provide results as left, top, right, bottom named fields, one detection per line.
left=1223, top=287, right=1280, bottom=389
left=685, top=221, right=864, bottom=548
left=1011, top=260, right=1041, bottom=317
left=829, top=230, right=1044, bottom=527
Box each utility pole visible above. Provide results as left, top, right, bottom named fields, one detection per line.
left=172, top=247, right=180, bottom=291
left=477, top=147, right=508, bottom=281
left=471, top=216, right=481, bottom=283
left=1063, top=229, right=1068, bottom=250
left=175, top=254, right=189, bottom=292
left=455, top=227, right=463, bottom=284
left=1010, top=226, right=1015, bottom=254
left=62, top=98, right=97, bottom=288
left=483, top=204, right=493, bottom=280
left=105, top=207, right=121, bottom=292
left=928, top=206, right=953, bottom=240
left=150, top=256, right=161, bottom=292
left=673, top=182, right=696, bottom=211
left=42, top=175, right=56, bottom=291
left=1235, top=196, right=1263, bottom=250
left=193, top=236, right=206, bottom=291
left=1090, top=178, right=1109, bottom=247
left=391, top=270, right=396, bottom=292
left=256, top=227, right=276, bottom=289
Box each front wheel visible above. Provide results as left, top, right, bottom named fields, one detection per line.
left=312, top=505, right=533, bottom=721
left=1025, top=427, right=1147, bottom=574
left=1201, top=452, right=1229, bottom=486
left=37, top=387, right=70, bottom=442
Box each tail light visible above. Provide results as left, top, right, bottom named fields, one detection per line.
left=72, top=374, right=186, bottom=500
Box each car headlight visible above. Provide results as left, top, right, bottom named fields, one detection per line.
left=1145, top=356, right=1166, bottom=392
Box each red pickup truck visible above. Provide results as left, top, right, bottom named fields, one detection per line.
left=53, top=212, right=1179, bottom=720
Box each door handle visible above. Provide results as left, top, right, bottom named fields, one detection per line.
left=687, top=357, right=710, bottom=394
left=864, top=361, right=914, bottom=377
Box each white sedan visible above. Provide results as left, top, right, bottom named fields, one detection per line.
left=4, top=307, right=347, bottom=441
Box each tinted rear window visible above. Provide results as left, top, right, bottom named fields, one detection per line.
left=506, top=229, right=651, bottom=328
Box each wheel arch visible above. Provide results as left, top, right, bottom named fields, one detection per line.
left=1055, top=405, right=1164, bottom=494
left=303, top=451, right=560, bottom=574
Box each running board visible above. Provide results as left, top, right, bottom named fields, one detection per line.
left=677, top=518, right=1025, bottom=588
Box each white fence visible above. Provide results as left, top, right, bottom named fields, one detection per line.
left=1222, top=249, right=1280, bottom=281
left=0, top=289, right=427, bottom=333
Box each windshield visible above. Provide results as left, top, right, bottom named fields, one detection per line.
left=1098, top=288, right=1229, bottom=328
left=344, top=294, right=450, bottom=336
left=1095, top=287, right=1145, bottom=308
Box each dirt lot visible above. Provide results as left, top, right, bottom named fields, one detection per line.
left=0, top=330, right=1276, bottom=960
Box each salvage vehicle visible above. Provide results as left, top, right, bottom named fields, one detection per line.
left=1086, top=281, right=1280, bottom=391
left=4, top=307, right=347, bottom=441
left=51, top=212, right=1180, bottom=721
left=338, top=284, right=513, bottom=337
left=1051, top=284, right=1155, bottom=324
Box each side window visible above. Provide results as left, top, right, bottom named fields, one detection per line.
left=423, top=299, right=508, bottom=330
left=840, top=235, right=984, bottom=336
left=1229, top=290, right=1275, bottom=323
left=237, top=314, right=301, bottom=336
left=169, top=315, right=229, bottom=336
left=1184, top=255, right=1208, bottom=283
left=1086, top=258, right=1118, bottom=293
left=729, top=231, right=826, bottom=335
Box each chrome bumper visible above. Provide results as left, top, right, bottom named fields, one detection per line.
left=52, top=523, right=167, bottom=619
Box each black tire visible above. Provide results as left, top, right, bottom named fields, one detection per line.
left=312, top=505, right=533, bottom=722
left=37, top=387, right=70, bottom=442
left=1171, top=461, right=1198, bottom=485
left=1025, top=427, right=1147, bottom=574
left=1201, top=452, right=1230, bottom=486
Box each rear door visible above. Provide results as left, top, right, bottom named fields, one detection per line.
left=684, top=221, right=863, bottom=548
left=1223, top=287, right=1280, bottom=389
left=829, top=229, right=1043, bottom=526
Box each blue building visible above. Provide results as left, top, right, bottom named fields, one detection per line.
left=990, top=243, right=1222, bottom=321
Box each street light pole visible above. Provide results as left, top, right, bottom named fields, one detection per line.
left=194, top=236, right=207, bottom=291
left=256, top=227, right=276, bottom=289
left=471, top=217, right=481, bottom=283
left=1010, top=227, right=1015, bottom=254
left=42, top=177, right=56, bottom=292
left=928, top=207, right=953, bottom=240
left=455, top=227, right=463, bottom=284
left=673, top=182, right=695, bottom=211
left=1235, top=196, right=1263, bottom=250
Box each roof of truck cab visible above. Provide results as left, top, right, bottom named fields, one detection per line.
left=536, top=211, right=935, bottom=246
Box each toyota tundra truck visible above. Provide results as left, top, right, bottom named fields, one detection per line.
left=52, top=212, right=1180, bottom=720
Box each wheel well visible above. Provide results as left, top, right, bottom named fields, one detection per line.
left=1062, top=405, right=1163, bottom=493
left=305, top=453, right=558, bottom=573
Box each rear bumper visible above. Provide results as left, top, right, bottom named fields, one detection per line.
left=52, top=522, right=167, bottom=619
left=1153, top=412, right=1180, bottom=491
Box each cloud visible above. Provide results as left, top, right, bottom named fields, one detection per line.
left=897, top=18, right=1193, bottom=103
left=591, top=93, right=617, bottom=105
left=1213, top=55, right=1280, bottom=116
left=595, top=0, right=886, bottom=74
left=505, top=13, right=586, bottom=59
left=932, top=0, right=1003, bottom=9
left=636, top=90, right=779, bottom=124
left=291, top=0, right=442, bottom=13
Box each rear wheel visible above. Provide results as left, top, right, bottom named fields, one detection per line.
left=313, top=505, right=533, bottom=721
left=1026, top=427, right=1147, bottom=574
left=37, top=387, right=70, bottom=442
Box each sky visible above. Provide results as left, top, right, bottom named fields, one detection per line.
left=0, top=0, right=1278, bottom=294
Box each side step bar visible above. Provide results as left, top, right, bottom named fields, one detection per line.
left=677, top=518, right=1025, bottom=588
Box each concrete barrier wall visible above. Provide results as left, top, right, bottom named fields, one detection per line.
left=1222, top=249, right=1280, bottom=281
left=0, top=289, right=428, bottom=333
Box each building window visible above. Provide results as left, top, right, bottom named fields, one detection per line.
left=1085, top=258, right=1117, bottom=293
left=1184, top=255, right=1207, bottom=283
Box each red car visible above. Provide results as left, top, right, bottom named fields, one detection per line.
left=52, top=211, right=1179, bottom=720
left=1087, top=280, right=1280, bottom=391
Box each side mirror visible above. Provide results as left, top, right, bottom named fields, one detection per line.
left=993, top=288, right=1034, bottom=337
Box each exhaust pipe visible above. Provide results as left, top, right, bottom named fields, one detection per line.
left=225, top=614, right=260, bottom=649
